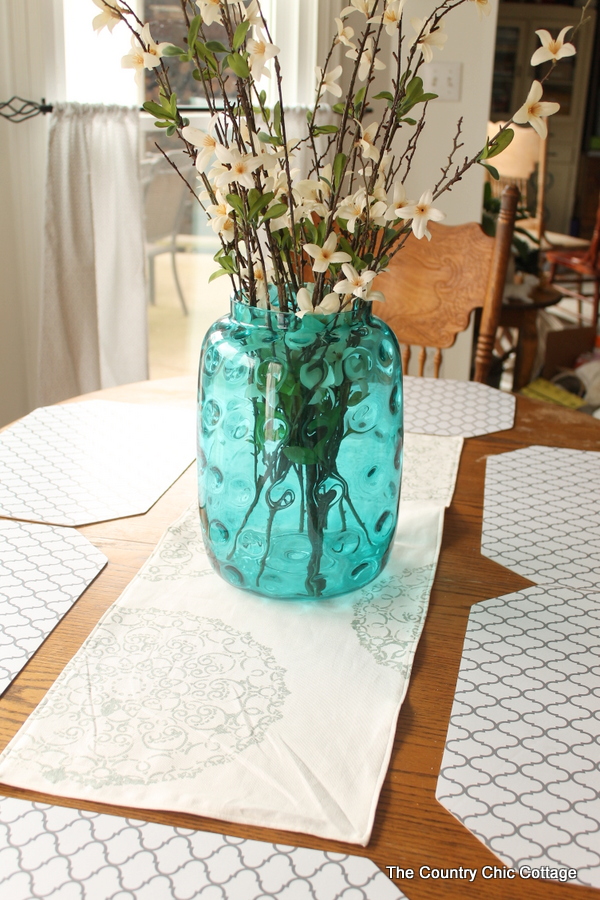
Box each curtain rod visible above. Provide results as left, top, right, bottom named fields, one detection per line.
left=0, top=97, right=216, bottom=124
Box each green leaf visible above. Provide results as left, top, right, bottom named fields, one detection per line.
left=486, top=128, right=514, bottom=159
left=258, top=132, right=282, bottom=146
left=227, top=53, right=250, bottom=78
left=226, top=193, right=245, bottom=216
left=233, top=20, right=250, bottom=49
left=205, top=40, right=228, bottom=53
left=166, top=125, right=176, bottom=136
left=187, top=14, right=201, bottom=49
left=263, top=202, right=288, bottom=221
left=143, top=101, right=175, bottom=120
left=313, top=125, right=339, bottom=135
left=405, top=76, right=424, bottom=99
left=195, top=43, right=218, bottom=71
left=163, top=44, right=186, bottom=57
left=480, top=161, right=500, bottom=180
left=209, top=268, right=230, bottom=283
left=332, top=102, right=345, bottom=115
left=373, top=91, right=394, bottom=102
left=273, top=101, right=281, bottom=137
left=333, top=152, right=347, bottom=190
left=249, top=191, right=274, bottom=219
left=354, top=87, right=366, bottom=106
left=420, top=92, right=438, bottom=102
left=399, top=117, right=417, bottom=125
left=304, top=220, right=318, bottom=243
left=283, top=447, right=318, bottom=465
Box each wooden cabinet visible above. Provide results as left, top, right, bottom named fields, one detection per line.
left=491, top=3, right=596, bottom=233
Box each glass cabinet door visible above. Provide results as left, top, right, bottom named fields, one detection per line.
left=491, top=25, right=522, bottom=120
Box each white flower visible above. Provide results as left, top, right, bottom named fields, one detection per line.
left=513, top=80, right=560, bottom=139
left=218, top=215, right=236, bottom=243
left=121, top=24, right=170, bottom=85
left=319, top=164, right=333, bottom=199
left=356, top=121, right=380, bottom=162
left=316, top=64, right=343, bottom=98
left=341, top=0, right=376, bottom=18
left=369, top=198, right=388, bottom=226
left=92, top=0, right=125, bottom=33
left=335, top=17, right=356, bottom=49
left=265, top=167, right=291, bottom=198
left=333, top=263, right=377, bottom=298
left=365, top=286, right=386, bottom=304
left=411, top=18, right=448, bottom=64
left=468, top=0, right=491, bottom=19
left=386, top=181, right=409, bottom=221
left=182, top=125, right=218, bottom=171
left=531, top=27, right=576, bottom=67
left=294, top=178, right=328, bottom=218
left=370, top=0, right=406, bottom=37
left=396, top=189, right=445, bottom=240
left=346, top=37, right=386, bottom=81
left=252, top=262, right=269, bottom=303
left=213, top=145, right=264, bottom=190
left=197, top=0, right=238, bottom=27
left=296, top=287, right=341, bottom=317
left=337, top=189, right=367, bottom=233
left=207, top=191, right=233, bottom=235
left=236, top=0, right=263, bottom=27
left=303, top=233, right=352, bottom=273
left=247, top=29, right=280, bottom=81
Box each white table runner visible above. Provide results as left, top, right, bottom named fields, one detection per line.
left=0, top=401, right=195, bottom=526
left=0, top=795, right=404, bottom=900
left=0, top=520, right=107, bottom=695
left=0, top=499, right=445, bottom=846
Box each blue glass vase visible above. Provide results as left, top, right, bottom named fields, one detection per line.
left=197, top=297, right=403, bottom=599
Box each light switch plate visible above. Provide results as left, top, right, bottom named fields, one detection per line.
left=421, top=61, right=462, bottom=102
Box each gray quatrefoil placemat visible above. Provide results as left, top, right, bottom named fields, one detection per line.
left=437, top=445, right=600, bottom=889
left=436, top=583, right=600, bottom=889
left=403, top=377, right=515, bottom=437
left=0, top=519, right=107, bottom=695
left=0, top=795, right=404, bottom=900
left=481, top=445, right=600, bottom=588
left=0, top=401, right=195, bottom=526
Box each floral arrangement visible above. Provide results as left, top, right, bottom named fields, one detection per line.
left=93, top=0, right=588, bottom=315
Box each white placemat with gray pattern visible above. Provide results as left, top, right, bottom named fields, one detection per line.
left=0, top=500, right=445, bottom=846
left=403, top=377, right=515, bottom=437
left=0, top=520, right=107, bottom=696
left=0, top=795, right=404, bottom=900
left=481, top=445, right=600, bottom=588
left=436, top=582, right=600, bottom=889
left=437, top=445, right=600, bottom=889
left=0, top=401, right=195, bottom=526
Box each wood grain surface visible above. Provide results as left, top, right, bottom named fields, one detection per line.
left=1, top=377, right=599, bottom=900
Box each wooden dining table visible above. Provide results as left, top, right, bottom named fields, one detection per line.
left=1, top=376, right=599, bottom=900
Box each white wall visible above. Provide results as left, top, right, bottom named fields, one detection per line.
left=0, top=0, right=65, bottom=428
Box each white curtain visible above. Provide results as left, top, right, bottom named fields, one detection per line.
left=37, top=103, right=147, bottom=406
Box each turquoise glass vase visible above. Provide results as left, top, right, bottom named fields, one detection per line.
left=197, top=297, right=403, bottom=599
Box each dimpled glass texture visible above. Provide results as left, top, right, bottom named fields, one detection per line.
left=197, top=298, right=403, bottom=600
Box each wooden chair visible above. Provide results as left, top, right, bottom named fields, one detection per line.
left=545, top=190, right=600, bottom=327
left=372, top=184, right=519, bottom=382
